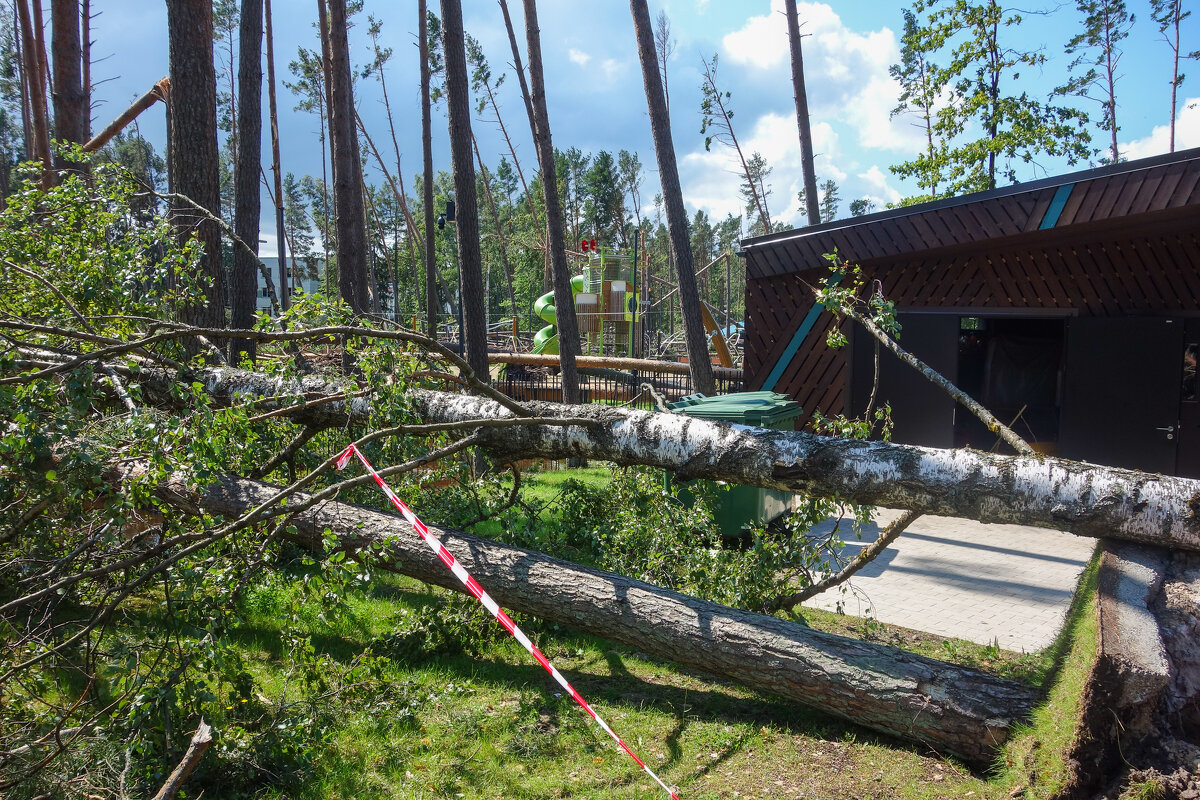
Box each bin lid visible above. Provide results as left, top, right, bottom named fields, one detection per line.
left=666, top=391, right=802, bottom=426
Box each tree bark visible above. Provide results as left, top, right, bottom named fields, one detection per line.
left=16, top=0, right=52, bottom=186
left=14, top=1, right=34, bottom=174
left=784, top=0, right=820, bottom=227
left=406, top=389, right=1200, bottom=548
left=190, top=472, right=1038, bottom=765
left=232, top=0, right=263, bottom=363
left=314, top=0, right=335, bottom=284
left=629, top=0, right=716, bottom=396
left=419, top=0, right=439, bottom=339
left=440, top=0, right=489, bottom=385
left=51, top=0, right=87, bottom=154
left=522, top=0, right=582, bottom=404
left=80, top=0, right=89, bottom=126
left=264, top=0, right=289, bottom=314
left=325, top=0, right=369, bottom=314
left=166, top=0, right=226, bottom=340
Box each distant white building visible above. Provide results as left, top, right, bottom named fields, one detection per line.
left=255, top=257, right=326, bottom=312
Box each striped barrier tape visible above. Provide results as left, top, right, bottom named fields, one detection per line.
left=336, top=444, right=681, bottom=799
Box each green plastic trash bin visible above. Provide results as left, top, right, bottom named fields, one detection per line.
left=665, top=392, right=803, bottom=537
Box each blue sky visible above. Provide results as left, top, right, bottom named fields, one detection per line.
left=86, top=1, right=1200, bottom=255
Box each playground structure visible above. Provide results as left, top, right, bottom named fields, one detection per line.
left=530, top=248, right=736, bottom=368
left=532, top=250, right=642, bottom=357
left=419, top=244, right=746, bottom=407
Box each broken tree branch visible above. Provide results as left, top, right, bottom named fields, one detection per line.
left=83, top=77, right=170, bottom=154
left=765, top=509, right=923, bottom=610
left=820, top=285, right=1034, bottom=457
left=149, top=718, right=212, bottom=800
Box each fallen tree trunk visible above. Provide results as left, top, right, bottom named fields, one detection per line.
left=124, top=364, right=1200, bottom=548
left=187, top=471, right=1038, bottom=765
left=410, top=391, right=1200, bottom=549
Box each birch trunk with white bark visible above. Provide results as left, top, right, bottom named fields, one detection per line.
left=409, top=390, right=1200, bottom=548
left=124, top=365, right=1200, bottom=549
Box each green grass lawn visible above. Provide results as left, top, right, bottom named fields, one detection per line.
left=225, top=553, right=1098, bottom=800
left=208, top=462, right=1100, bottom=800
left=56, top=465, right=1097, bottom=800
left=238, top=573, right=978, bottom=800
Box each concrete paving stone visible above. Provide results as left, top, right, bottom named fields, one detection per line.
left=803, top=509, right=1097, bottom=652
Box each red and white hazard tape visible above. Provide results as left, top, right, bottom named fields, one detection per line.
left=336, top=444, right=680, bottom=799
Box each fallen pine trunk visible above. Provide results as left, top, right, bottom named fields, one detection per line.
left=190, top=472, right=1039, bottom=765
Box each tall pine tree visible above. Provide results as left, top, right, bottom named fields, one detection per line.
left=1056, top=0, right=1134, bottom=164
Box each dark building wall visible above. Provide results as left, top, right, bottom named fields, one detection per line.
left=741, top=151, right=1200, bottom=472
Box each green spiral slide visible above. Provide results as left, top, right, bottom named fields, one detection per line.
left=531, top=274, right=586, bottom=355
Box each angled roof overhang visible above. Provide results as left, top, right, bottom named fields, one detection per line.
left=739, top=147, right=1200, bottom=280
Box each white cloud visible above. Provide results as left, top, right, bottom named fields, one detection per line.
left=721, top=1, right=790, bottom=70
left=568, top=48, right=591, bottom=67
left=720, top=1, right=922, bottom=155
left=679, top=112, right=845, bottom=227
left=1121, top=98, right=1200, bottom=160
left=857, top=165, right=902, bottom=206
left=601, top=58, right=624, bottom=80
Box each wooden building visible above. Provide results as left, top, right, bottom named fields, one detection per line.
left=739, top=147, right=1200, bottom=476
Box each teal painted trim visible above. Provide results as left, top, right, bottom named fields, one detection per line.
left=761, top=274, right=841, bottom=392
left=1039, top=183, right=1074, bottom=229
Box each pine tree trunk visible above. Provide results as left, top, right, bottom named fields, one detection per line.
left=16, top=0, right=52, bottom=186
left=51, top=0, right=87, bottom=154
left=784, top=0, right=820, bottom=227
left=14, top=2, right=33, bottom=175
left=629, top=0, right=715, bottom=396
left=441, top=0, right=489, bottom=386
left=522, top=0, right=582, bottom=404
left=264, top=0, right=288, bottom=313
left=473, top=134, right=520, bottom=320
left=325, top=0, right=369, bottom=313
left=419, top=0, right=439, bottom=339
left=189, top=472, right=1039, bottom=765
left=232, top=0, right=263, bottom=363
left=315, top=0, right=334, bottom=284
left=80, top=0, right=89, bottom=128
left=493, top=1, right=547, bottom=255
left=166, top=0, right=225, bottom=340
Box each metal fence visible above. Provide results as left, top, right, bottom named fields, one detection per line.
left=424, top=310, right=742, bottom=367
left=496, top=361, right=744, bottom=411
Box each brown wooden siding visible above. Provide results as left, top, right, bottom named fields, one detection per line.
left=746, top=208, right=1200, bottom=429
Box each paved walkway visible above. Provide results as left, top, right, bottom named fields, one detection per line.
left=802, top=509, right=1098, bottom=652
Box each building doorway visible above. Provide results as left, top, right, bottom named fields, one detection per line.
left=954, top=317, right=1066, bottom=455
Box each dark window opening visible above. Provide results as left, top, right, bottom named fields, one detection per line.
left=954, top=317, right=1065, bottom=455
